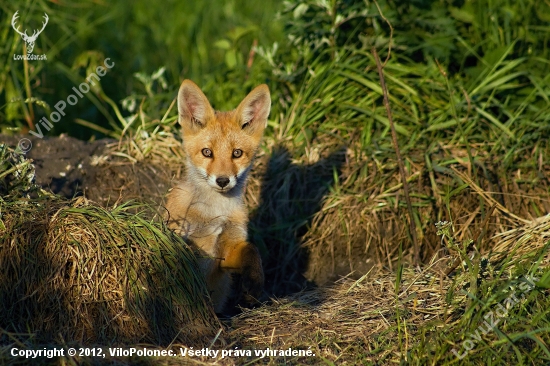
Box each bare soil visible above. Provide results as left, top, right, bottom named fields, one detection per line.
left=0, top=134, right=174, bottom=208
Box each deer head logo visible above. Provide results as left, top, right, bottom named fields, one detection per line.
left=11, top=11, right=49, bottom=54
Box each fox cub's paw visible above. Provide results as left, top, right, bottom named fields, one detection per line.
left=241, top=266, right=264, bottom=303
left=241, top=245, right=264, bottom=304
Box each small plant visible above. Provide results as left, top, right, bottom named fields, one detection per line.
left=0, top=143, right=38, bottom=197
left=436, top=220, right=474, bottom=265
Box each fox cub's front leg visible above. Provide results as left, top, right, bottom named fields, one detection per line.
left=218, top=224, right=264, bottom=304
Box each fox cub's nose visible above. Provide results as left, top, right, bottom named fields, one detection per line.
left=216, top=176, right=230, bottom=188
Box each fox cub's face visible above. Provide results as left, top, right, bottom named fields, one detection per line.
left=177, top=80, right=271, bottom=193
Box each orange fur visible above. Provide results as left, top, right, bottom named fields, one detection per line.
left=165, top=80, right=270, bottom=313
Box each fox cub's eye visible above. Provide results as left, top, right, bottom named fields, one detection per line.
left=232, top=149, right=243, bottom=158
left=202, top=148, right=213, bottom=158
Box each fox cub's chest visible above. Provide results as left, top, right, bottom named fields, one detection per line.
left=181, top=193, right=245, bottom=256
left=185, top=213, right=226, bottom=241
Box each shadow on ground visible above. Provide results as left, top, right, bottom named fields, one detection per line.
left=247, top=145, right=346, bottom=299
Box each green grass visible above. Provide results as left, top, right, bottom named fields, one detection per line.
left=0, top=0, right=282, bottom=139
left=402, top=219, right=550, bottom=365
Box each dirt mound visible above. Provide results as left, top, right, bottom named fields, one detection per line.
left=0, top=134, right=109, bottom=197
left=302, top=143, right=550, bottom=285
left=0, top=144, right=219, bottom=346
left=0, top=134, right=175, bottom=209
left=3, top=134, right=549, bottom=296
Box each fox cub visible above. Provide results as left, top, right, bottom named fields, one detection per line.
left=165, top=80, right=270, bottom=313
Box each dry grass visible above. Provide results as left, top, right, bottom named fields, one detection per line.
left=83, top=129, right=185, bottom=208
left=490, top=214, right=550, bottom=267
left=230, top=266, right=450, bottom=364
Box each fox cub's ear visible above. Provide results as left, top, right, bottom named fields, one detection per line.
left=177, top=80, right=215, bottom=134
left=236, top=84, right=271, bottom=136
